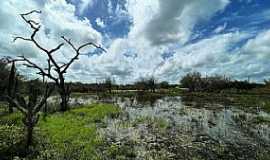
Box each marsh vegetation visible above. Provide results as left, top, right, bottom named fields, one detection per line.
left=1, top=93, right=270, bottom=159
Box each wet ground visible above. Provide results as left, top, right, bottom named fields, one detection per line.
left=53, top=95, right=270, bottom=159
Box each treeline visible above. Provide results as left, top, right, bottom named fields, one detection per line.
left=180, top=72, right=262, bottom=92
left=28, top=74, right=263, bottom=94
left=69, top=77, right=174, bottom=93
left=0, top=59, right=264, bottom=95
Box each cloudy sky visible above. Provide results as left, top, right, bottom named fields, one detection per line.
left=0, top=0, right=270, bottom=84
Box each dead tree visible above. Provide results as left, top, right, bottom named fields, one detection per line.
left=4, top=82, right=53, bottom=148
left=13, top=10, right=105, bottom=112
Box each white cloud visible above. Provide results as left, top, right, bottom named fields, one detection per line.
left=126, top=0, right=230, bottom=45
left=89, top=0, right=231, bottom=83
left=214, top=23, right=227, bottom=33
left=155, top=32, right=250, bottom=82
left=77, top=0, right=95, bottom=14
left=242, top=30, right=270, bottom=58
left=67, top=0, right=232, bottom=83
left=0, top=0, right=103, bottom=79
left=95, top=17, right=106, bottom=28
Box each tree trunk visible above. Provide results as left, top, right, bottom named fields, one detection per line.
left=26, top=125, right=33, bottom=148
left=8, top=105, right=13, bottom=113
left=60, top=93, right=68, bottom=112
left=58, top=76, right=70, bottom=112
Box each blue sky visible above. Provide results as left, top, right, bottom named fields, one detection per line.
left=0, top=0, right=270, bottom=83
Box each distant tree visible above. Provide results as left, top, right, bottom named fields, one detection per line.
left=159, top=81, right=169, bottom=89
left=135, top=78, right=147, bottom=91
left=134, top=77, right=157, bottom=92
left=13, top=10, right=105, bottom=112
left=105, top=78, right=113, bottom=93
left=147, top=77, right=156, bottom=93
left=180, top=72, right=258, bottom=92
left=180, top=72, right=202, bottom=92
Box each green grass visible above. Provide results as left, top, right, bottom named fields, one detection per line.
left=37, top=103, right=121, bottom=159
left=0, top=103, right=121, bottom=159
left=0, top=112, right=22, bottom=126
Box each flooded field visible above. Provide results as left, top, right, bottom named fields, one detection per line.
left=52, top=95, right=270, bottom=159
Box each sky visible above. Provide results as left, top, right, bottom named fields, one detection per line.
left=0, top=0, right=270, bottom=84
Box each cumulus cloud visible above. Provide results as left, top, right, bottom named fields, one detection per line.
left=137, top=0, right=230, bottom=45
left=1, top=0, right=270, bottom=83
left=155, top=32, right=250, bottom=82
left=0, top=0, right=103, bottom=78
left=242, top=30, right=270, bottom=58
left=93, top=0, right=231, bottom=83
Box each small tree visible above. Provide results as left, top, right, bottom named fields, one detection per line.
left=4, top=82, right=53, bottom=148
left=13, top=10, right=105, bottom=112
left=180, top=72, right=202, bottom=92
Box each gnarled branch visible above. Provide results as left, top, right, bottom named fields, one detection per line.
left=18, top=56, right=58, bottom=83
left=34, top=83, right=54, bottom=114
left=13, top=10, right=64, bottom=71
left=61, top=36, right=106, bottom=73
left=3, top=96, right=27, bottom=114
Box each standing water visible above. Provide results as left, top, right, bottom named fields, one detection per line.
left=69, top=95, right=270, bottom=159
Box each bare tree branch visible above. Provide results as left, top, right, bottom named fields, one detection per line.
left=13, top=10, right=64, bottom=70
left=3, top=96, right=27, bottom=114
left=34, top=83, right=54, bottom=114
left=21, top=10, right=42, bottom=16
left=61, top=36, right=106, bottom=73
left=13, top=37, right=32, bottom=42
left=18, top=56, right=58, bottom=83
left=20, top=10, right=41, bottom=30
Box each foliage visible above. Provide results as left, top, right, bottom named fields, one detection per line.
left=180, top=72, right=260, bottom=92
left=159, top=81, right=170, bottom=89
left=180, top=72, right=202, bottom=92
left=134, top=77, right=157, bottom=92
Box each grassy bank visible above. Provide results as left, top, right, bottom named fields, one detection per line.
left=0, top=103, right=121, bottom=159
